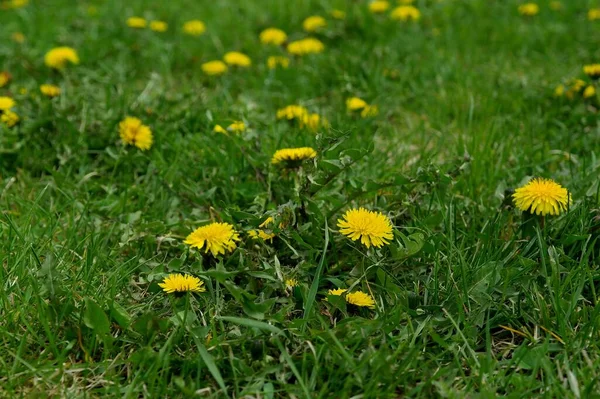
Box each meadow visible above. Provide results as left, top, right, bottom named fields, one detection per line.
left=1, top=0, right=600, bottom=397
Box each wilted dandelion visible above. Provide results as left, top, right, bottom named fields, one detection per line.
left=2, top=0, right=28, bottom=9
left=513, top=178, right=570, bottom=216
left=337, top=208, right=394, bottom=248
left=346, top=291, right=376, bottom=308
left=40, top=84, right=60, bottom=97
left=184, top=222, right=240, bottom=256
left=554, top=84, right=564, bottom=97
left=127, top=16, right=147, bottom=28
left=287, top=38, right=325, bottom=55
left=303, top=16, right=327, bottom=32
left=518, top=3, right=539, bottom=16
left=223, top=51, right=251, bottom=67
left=267, top=56, right=290, bottom=69
left=565, top=79, right=586, bottom=99
left=119, top=116, right=153, bottom=150
left=271, top=147, right=317, bottom=166
left=549, top=1, right=562, bottom=10
left=202, top=60, right=227, bottom=76
left=300, top=113, right=324, bottom=131
left=249, top=217, right=276, bottom=241
left=44, top=47, right=79, bottom=69
left=391, top=6, right=421, bottom=21
left=583, top=64, right=600, bottom=79
left=260, top=28, right=287, bottom=45
left=150, top=20, right=168, bottom=32
left=183, top=20, right=206, bottom=36
left=369, top=1, right=390, bottom=14
left=159, top=274, right=205, bottom=294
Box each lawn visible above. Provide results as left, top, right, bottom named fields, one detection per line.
left=1, top=0, right=600, bottom=397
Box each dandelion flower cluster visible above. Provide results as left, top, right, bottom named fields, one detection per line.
left=391, top=6, right=421, bottom=21
left=287, top=38, right=325, bottom=56
left=276, top=105, right=325, bottom=130
left=328, top=288, right=347, bottom=296
left=183, top=20, right=206, bottom=36
left=583, top=64, right=600, bottom=80
left=223, top=51, right=252, bottom=68
left=369, top=1, right=390, bottom=14
left=127, top=17, right=147, bottom=28
left=202, top=60, right=228, bottom=76
left=337, top=208, right=394, bottom=248
left=119, top=116, right=153, bottom=150
left=159, top=273, right=205, bottom=294
left=267, top=56, right=290, bottom=69
left=513, top=178, right=570, bottom=216
left=44, top=47, right=79, bottom=69
left=184, top=222, right=240, bottom=256
left=302, top=16, right=327, bottom=32
left=327, top=288, right=376, bottom=309
left=260, top=28, right=287, bottom=45
left=40, top=84, right=61, bottom=98
left=271, top=147, right=317, bottom=165
left=277, top=105, right=310, bottom=120
left=518, top=3, right=539, bottom=16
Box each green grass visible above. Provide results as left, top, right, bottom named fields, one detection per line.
left=1, top=0, right=600, bottom=397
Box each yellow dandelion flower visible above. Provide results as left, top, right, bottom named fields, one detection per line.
left=202, top=60, right=228, bottom=76
left=369, top=1, right=390, bottom=14
left=303, top=15, right=327, bottom=32
left=554, top=84, right=565, bottom=97
left=583, top=85, right=596, bottom=99
left=127, top=16, right=147, bottom=28
left=184, top=222, right=240, bottom=256
left=214, top=124, right=227, bottom=134
left=512, top=178, right=570, bottom=216
left=44, top=47, right=79, bottom=69
left=150, top=20, right=168, bottom=32
left=271, top=147, right=317, bottom=165
left=518, top=3, right=539, bottom=16
left=0, top=71, right=10, bottom=88
left=267, top=56, right=290, bottom=69
left=40, top=84, right=61, bottom=98
left=0, top=96, right=15, bottom=111
left=391, top=5, right=421, bottom=21
left=361, top=105, right=379, bottom=118
left=1, top=110, right=19, bottom=127
left=223, top=51, right=251, bottom=67
left=345, top=291, right=376, bottom=309
left=287, top=38, right=325, bottom=55
left=11, top=32, right=25, bottom=43
left=259, top=28, right=287, bottom=45
left=119, top=116, right=153, bottom=151
left=589, top=8, right=600, bottom=21
left=337, top=207, right=394, bottom=248
left=583, top=64, right=600, bottom=79
left=299, top=113, right=322, bottom=131
left=285, top=279, right=298, bottom=289
left=183, top=20, right=206, bottom=36
left=159, top=273, right=205, bottom=294
left=346, top=97, right=368, bottom=111
left=550, top=1, right=561, bottom=10
left=328, top=288, right=347, bottom=296
left=277, top=105, right=309, bottom=120
left=249, top=229, right=276, bottom=241
left=227, top=121, right=246, bottom=133
left=330, top=9, right=346, bottom=20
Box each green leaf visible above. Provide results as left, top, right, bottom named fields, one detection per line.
left=109, top=301, right=132, bottom=329
left=218, top=316, right=283, bottom=335
left=84, top=298, right=112, bottom=345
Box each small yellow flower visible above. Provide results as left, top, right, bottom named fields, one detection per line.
left=227, top=121, right=246, bottom=133
left=369, top=1, right=390, bottom=14
left=202, top=60, right=228, bottom=76
left=44, top=47, right=79, bottom=69
left=330, top=9, right=346, bottom=20
left=249, top=217, right=276, bottom=241
left=513, top=178, right=570, bottom=216
left=214, top=124, right=227, bottom=134
left=271, top=147, right=317, bottom=165
left=589, top=8, right=600, bottom=21
left=150, top=20, right=168, bottom=32
left=0, top=96, right=15, bottom=111
left=285, top=278, right=298, bottom=289
left=518, top=3, right=539, bottom=16
left=328, top=288, right=347, bottom=296
left=119, top=116, right=153, bottom=150
left=259, top=28, right=287, bottom=45
left=223, top=51, right=251, bottom=67
left=361, top=105, right=379, bottom=118
left=303, top=15, right=327, bottom=32
left=184, top=222, right=240, bottom=256
left=391, top=5, right=421, bottom=21
left=0, top=72, right=10, bottom=88
left=11, top=32, right=25, bottom=43
left=554, top=84, right=565, bottom=97
left=1, top=110, right=19, bottom=127
left=337, top=208, right=394, bottom=248
left=159, top=273, right=205, bottom=294
left=277, top=105, right=309, bottom=120
left=299, top=113, right=323, bottom=131
left=583, top=64, right=600, bottom=79
left=40, top=84, right=61, bottom=97
left=583, top=85, right=596, bottom=99
left=127, top=16, right=147, bottom=29
left=346, top=97, right=368, bottom=111
left=287, top=38, right=325, bottom=55
left=345, top=291, right=376, bottom=309
left=267, top=56, right=290, bottom=69
left=183, top=20, right=206, bottom=36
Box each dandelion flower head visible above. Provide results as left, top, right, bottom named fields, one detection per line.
left=119, top=116, right=153, bottom=150
left=287, top=37, right=325, bottom=55
left=40, top=84, right=61, bottom=97
left=183, top=20, right=206, bottom=36
left=11, top=32, right=25, bottom=43
left=337, top=207, right=394, bottom=248
left=202, top=60, right=228, bottom=76
left=391, top=5, right=421, bottom=21
left=518, top=3, right=539, bottom=16
left=267, top=56, right=290, bottom=69
left=184, top=222, right=240, bottom=256
left=346, top=291, right=376, bottom=308
left=589, top=8, right=600, bottom=21
left=150, top=20, right=168, bottom=32
left=1, top=110, right=19, bottom=127
left=271, top=147, right=317, bottom=165
left=583, top=64, right=600, bottom=79
left=369, top=1, right=390, bottom=14
left=303, top=15, right=327, bottom=32
left=127, top=16, right=147, bottom=28
left=512, top=178, right=570, bottom=216
left=44, top=47, right=79, bottom=69
left=260, top=28, right=287, bottom=45
left=0, top=96, right=15, bottom=111
left=159, top=273, right=205, bottom=294
left=346, top=97, right=368, bottom=111
left=223, top=51, right=251, bottom=67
